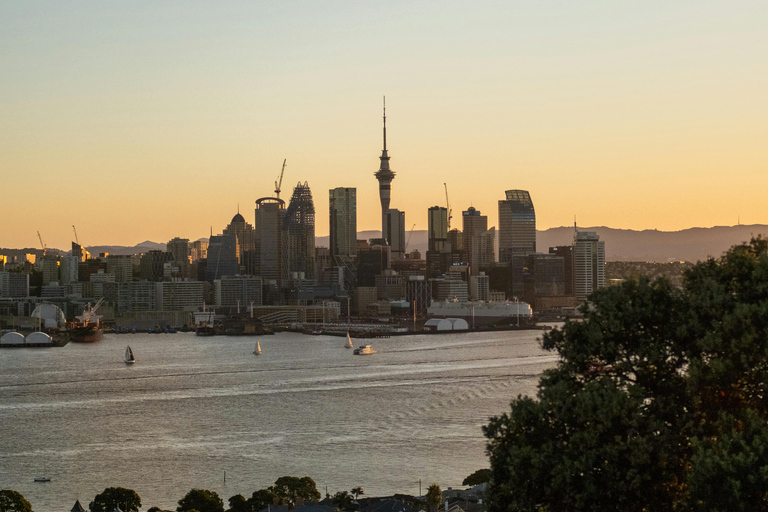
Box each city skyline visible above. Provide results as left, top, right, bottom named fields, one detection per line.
left=2, top=1, right=766, bottom=250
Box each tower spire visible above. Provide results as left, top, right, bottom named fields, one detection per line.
left=383, top=96, right=387, bottom=151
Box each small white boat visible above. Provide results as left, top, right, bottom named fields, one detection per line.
left=353, top=344, right=376, bottom=355
left=125, top=345, right=135, bottom=364
left=34, top=477, right=51, bottom=482
left=254, top=341, right=262, bottom=355
left=345, top=332, right=353, bottom=349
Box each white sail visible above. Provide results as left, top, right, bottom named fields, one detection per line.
left=254, top=341, right=262, bottom=355
left=125, top=345, right=135, bottom=364
left=345, top=332, right=353, bottom=349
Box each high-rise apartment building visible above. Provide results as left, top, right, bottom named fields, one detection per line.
left=463, top=207, right=489, bottom=272
left=190, top=240, right=209, bottom=262
left=573, top=230, right=605, bottom=300
left=427, top=206, right=448, bottom=278
left=284, top=182, right=316, bottom=280
left=329, top=187, right=357, bottom=260
left=254, top=197, right=286, bottom=283
left=166, top=237, right=190, bottom=265
left=498, top=190, right=536, bottom=264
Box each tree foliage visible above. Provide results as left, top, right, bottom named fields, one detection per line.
left=484, top=239, right=768, bottom=511
left=351, top=486, right=364, bottom=499
left=332, top=491, right=353, bottom=507
left=89, top=488, right=141, bottom=512
left=462, top=469, right=492, bottom=487
left=177, top=489, right=223, bottom=512
left=0, top=490, right=33, bottom=512
left=425, top=484, right=442, bottom=512
left=268, top=476, right=321, bottom=504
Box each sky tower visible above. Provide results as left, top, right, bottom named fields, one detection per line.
left=374, top=97, right=395, bottom=238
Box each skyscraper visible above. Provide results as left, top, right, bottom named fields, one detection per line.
left=462, top=206, right=489, bottom=272
left=498, top=190, right=536, bottom=263
left=206, top=235, right=238, bottom=282
left=384, top=208, right=406, bottom=259
left=573, top=229, right=606, bottom=300
left=254, top=197, right=286, bottom=283
left=329, top=187, right=357, bottom=259
left=374, top=98, right=395, bottom=239
left=223, top=211, right=255, bottom=264
left=427, top=206, right=448, bottom=278
left=284, top=182, right=316, bottom=280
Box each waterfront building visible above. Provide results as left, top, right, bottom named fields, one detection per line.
left=206, top=235, right=238, bottom=282
left=254, top=197, right=287, bottom=284
left=284, top=182, right=316, bottom=280
left=375, top=270, right=406, bottom=300
left=155, top=281, right=204, bottom=311
left=374, top=99, right=396, bottom=239
left=523, top=253, right=566, bottom=307
left=223, top=212, right=255, bottom=264
left=431, top=276, right=469, bottom=302
left=329, top=187, right=357, bottom=260
left=127, top=280, right=156, bottom=311
left=470, top=271, right=490, bottom=301
left=384, top=208, right=406, bottom=259
left=573, top=230, right=606, bottom=300
left=215, top=276, right=262, bottom=308
left=406, top=275, right=432, bottom=316
left=498, top=190, right=536, bottom=264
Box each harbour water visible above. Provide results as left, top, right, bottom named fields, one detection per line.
left=0, top=330, right=557, bottom=512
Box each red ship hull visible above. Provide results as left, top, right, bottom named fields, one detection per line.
left=70, top=326, right=103, bottom=343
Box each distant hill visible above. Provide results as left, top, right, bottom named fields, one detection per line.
left=538, top=225, right=768, bottom=262
left=7, top=225, right=761, bottom=262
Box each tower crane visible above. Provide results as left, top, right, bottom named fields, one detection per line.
left=37, top=231, right=46, bottom=256
left=73, top=225, right=80, bottom=245
left=444, top=183, right=453, bottom=231
left=274, top=159, right=287, bottom=199
left=404, top=223, right=416, bottom=253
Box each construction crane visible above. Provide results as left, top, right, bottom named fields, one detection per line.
left=72, top=225, right=80, bottom=245
left=404, top=223, right=416, bottom=253
left=274, top=159, right=287, bottom=199
left=37, top=231, right=46, bottom=256
left=444, top=183, right=453, bottom=230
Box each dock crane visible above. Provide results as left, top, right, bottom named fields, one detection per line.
left=444, top=183, right=453, bottom=230
left=73, top=225, right=80, bottom=245
left=404, top=223, right=416, bottom=253
left=274, top=159, right=287, bottom=200
left=37, top=231, right=46, bottom=256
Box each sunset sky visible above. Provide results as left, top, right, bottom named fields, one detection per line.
left=2, top=1, right=766, bottom=250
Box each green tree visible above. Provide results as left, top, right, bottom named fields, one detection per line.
left=332, top=491, right=353, bottom=508
left=425, top=484, right=441, bottom=512
left=226, top=495, right=248, bottom=512
left=89, top=488, right=141, bottom=512
left=0, top=490, right=33, bottom=512
left=246, top=489, right=276, bottom=510
left=462, top=469, right=492, bottom=487
left=484, top=239, right=768, bottom=511
left=268, top=476, right=321, bottom=504
left=177, top=489, right=224, bottom=512
left=350, top=487, right=364, bottom=500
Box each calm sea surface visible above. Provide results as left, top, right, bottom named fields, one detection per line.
left=0, top=330, right=556, bottom=512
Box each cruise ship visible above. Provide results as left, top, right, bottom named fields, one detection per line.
left=426, top=299, right=533, bottom=327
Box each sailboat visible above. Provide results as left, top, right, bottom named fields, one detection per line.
left=345, top=332, right=353, bottom=349
left=125, top=345, right=135, bottom=364
left=253, top=341, right=262, bottom=355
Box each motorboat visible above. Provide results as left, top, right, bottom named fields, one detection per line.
left=345, top=332, right=353, bottom=349
left=254, top=341, right=262, bottom=355
left=125, top=345, right=135, bottom=364
left=353, top=344, right=376, bottom=355
left=34, top=477, right=51, bottom=482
